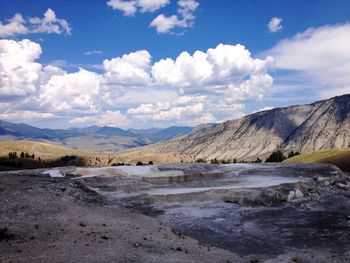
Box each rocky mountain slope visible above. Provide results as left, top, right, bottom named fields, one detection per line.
left=129, top=94, right=350, bottom=162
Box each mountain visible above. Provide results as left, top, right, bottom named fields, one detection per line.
left=0, top=120, right=76, bottom=140
left=118, top=94, right=350, bottom=162
left=128, top=126, right=193, bottom=142
left=128, top=128, right=163, bottom=136
left=144, top=126, right=194, bottom=142
left=0, top=122, right=149, bottom=152
left=130, top=125, right=216, bottom=142
left=0, top=121, right=198, bottom=152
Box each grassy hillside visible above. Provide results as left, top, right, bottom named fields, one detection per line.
left=284, top=148, right=350, bottom=172
left=0, top=141, right=96, bottom=160
left=0, top=140, right=188, bottom=171
left=0, top=141, right=123, bottom=171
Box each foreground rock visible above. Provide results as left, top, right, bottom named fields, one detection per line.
left=0, top=174, right=239, bottom=262
left=1, top=163, right=350, bottom=262
left=70, top=163, right=350, bottom=262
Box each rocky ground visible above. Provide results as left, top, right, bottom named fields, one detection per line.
left=1, top=164, right=350, bottom=262
left=0, top=174, right=239, bottom=263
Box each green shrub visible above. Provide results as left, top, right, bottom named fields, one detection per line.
left=265, top=150, right=286, bottom=162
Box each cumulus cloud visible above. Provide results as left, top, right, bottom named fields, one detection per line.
left=152, top=43, right=274, bottom=92
left=268, top=23, right=350, bottom=98
left=268, top=17, right=283, bottom=33
left=150, top=0, right=199, bottom=34
left=0, top=39, right=274, bottom=128
left=0, top=9, right=71, bottom=37
left=126, top=43, right=274, bottom=125
left=0, top=39, right=42, bottom=96
left=107, top=0, right=169, bottom=16
left=103, top=50, right=152, bottom=86
left=39, top=68, right=101, bottom=112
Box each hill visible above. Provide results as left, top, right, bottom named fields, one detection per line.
left=0, top=141, right=123, bottom=170
left=0, top=121, right=197, bottom=152
left=0, top=141, right=95, bottom=160
left=284, top=148, right=350, bottom=172
left=117, top=94, right=350, bottom=162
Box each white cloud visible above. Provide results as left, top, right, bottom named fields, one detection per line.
left=268, top=23, right=350, bottom=98
left=0, top=111, right=56, bottom=121
left=0, top=14, right=28, bottom=37
left=69, top=116, right=96, bottom=125
left=138, top=0, right=170, bottom=12
left=177, top=0, right=199, bottom=23
left=152, top=43, right=274, bottom=94
left=0, top=39, right=42, bottom=96
left=29, top=9, right=71, bottom=35
left=150, top=14, right=181, bottom=34
left=0, top=39, right=274, bottom=128
left=150, top=0, right=199, bottom=34
left=127, top=98, right=207, bottom=123
left=107, top=0, right=197, bottom=35
left=127, top=95, right=246, bottom=125
left=69, top=111, right=129, bottom=128
left=107, top=0, right=138, bottom=16
left=127, top=43, right=273, bottom=125
left=84, top=50, right=103, bottom=56
left=0, top=9, right=71, bottom=37
left=103, top=50, right=152, bottom=86
left=97, top=110, right=130, bottom=127
left=268, top=17, right=283, bottom=33
left=107, top=0, right=169, bottom=16
left=39, top=68, right=101, bottom=112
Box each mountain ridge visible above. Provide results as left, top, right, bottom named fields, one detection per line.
left=0, top=120, right=204, bottom=152
left=118, top=94, right=350, bottom=162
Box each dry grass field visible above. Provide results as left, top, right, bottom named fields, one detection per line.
left=284, top=148, right=350, bottom=171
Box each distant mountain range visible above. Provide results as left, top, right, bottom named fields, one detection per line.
left=117, top=94, right=350, bottom=162
left=0, top=120, right=210, bottom=152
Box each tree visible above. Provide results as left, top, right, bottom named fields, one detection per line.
left=136, top=161, right=144, bottom=166
left=8, top=152, right=17, bottom=159
left=20, top=152, right=25, bottom=158
left=253, top=157, right=262, bottom=163
left=265, top=150, right=286, bottom=162
left=148, top=161, right=154, bottom=165
left=210, top=158, right=219, bottom=164
left=31, top=154, right=35, bottom=159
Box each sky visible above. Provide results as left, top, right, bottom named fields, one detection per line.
left=0, top=0, right=349, bottom=129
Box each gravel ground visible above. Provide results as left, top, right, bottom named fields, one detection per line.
left=0, top=173, right=240, bottom=263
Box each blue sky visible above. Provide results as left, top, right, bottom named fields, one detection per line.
left=0, top=0, right=350, bottom=128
